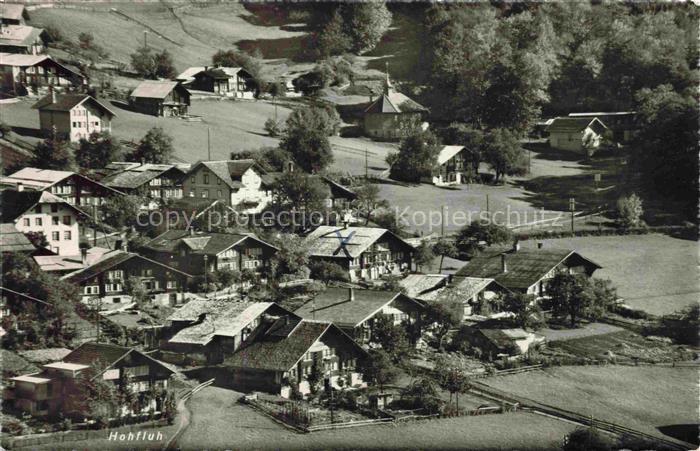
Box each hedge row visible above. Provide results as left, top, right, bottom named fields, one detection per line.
left=517, top=224, right=697, bottom=240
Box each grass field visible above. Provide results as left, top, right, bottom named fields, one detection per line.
left=518, top=235, right=698, bottom=316
left=30, top=3, right=306, bottom=73
left=174, top=386, right=575, bottom=450
left=482, top=365, right=698, bottom=441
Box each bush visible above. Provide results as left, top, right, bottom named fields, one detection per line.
left=264, top=117, right=283, bottom=137
left=616, top=193, right=644, bottom=229
left=3, top=419, right=24, bottom=436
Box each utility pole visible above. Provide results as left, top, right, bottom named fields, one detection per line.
left=440, top=205, right=445, bottom=237
left=207, top=127, right=211, bottom=161
left=93, top=204, right=97, bottom=247
left=364, top=148, right=368, bottom=180
left=143, top=31, right=148, bottom=48
left=569, top=197, right=575, bottom=233
left=203, top=255, right=209, bottom=292
left=528, top=149, right=532, bottom=174
left=486, top=194, right=490, bottom=218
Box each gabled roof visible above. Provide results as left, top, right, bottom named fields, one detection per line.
left=18, top=348, right=72, bottom=365
left=143, top=229, right=276, bottom=256
left=175, top=66, right=206, bottom=82
left=32, top=93, right=115, bottom=117
left=0, top=52, right=46, bottom=66
left=168, top=301, right=286, bottom=346
left=0, top=189, right=86, bottom=222
left=437, top=146, right=466, bottom=166
left=364, top=91, right=427, bottom=115
left=0, top=222, right=34, bottom=253
left=60, top=250, right=192, bottom=284
left=33, top=247, right=111, bottom=272
left=398, top=274, right=449, bottom=300
left=260, top=172, right=356, bottom=200
left=225, top=319, right=364, bottom=372
left=547, top=117, right=607, bottom=134
left=1, top=4, right=28, bottom=21
left=101, top=163, right=185, bottom=190
left=187, top=160, right=265, bottom=189
left=0, top=25, right=44, bottom=48
left=294, top=288, right=423, bottom=328
left=455, top=246, right=601, bottom=290
left=62, top=342, right=174, bottom=378
left=130, top=80, right=189, bottom=100
left=304, top=226, right=413, bottom=259
left=0, top=167, right=124, bottom=196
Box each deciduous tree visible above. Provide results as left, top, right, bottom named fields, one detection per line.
left=388, top=129, right=441, bottom=183
left=76, top=131, right=122, bottom=169
left=127, top=127, right=174, bottom=164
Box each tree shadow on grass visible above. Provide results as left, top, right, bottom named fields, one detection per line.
left=657, top=424, right=699, bottom=445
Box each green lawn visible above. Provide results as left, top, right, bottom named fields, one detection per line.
left=175, top=386, right=575, bottom=450
left=482, top=365, right=698, bottom=441
left=518, top=235, right=698, bottom=316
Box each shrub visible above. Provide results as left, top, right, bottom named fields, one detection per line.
left=264, top=117, right=283, bottom=137
left=616, top=193, right=644, bottom=229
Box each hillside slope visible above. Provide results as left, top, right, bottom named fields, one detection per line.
left=29, top=2, right=307, bottom=73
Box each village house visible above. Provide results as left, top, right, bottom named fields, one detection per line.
left=141, top=229, right=277, bottom=277
left=183, top=159, right=271, bottom=214
left=398, top=274, right=450, bottom=302
left=261, top=164, right=357, bottom=209
left=304, top=225, right=414, bottom=281
left=455, top=242, right=601, bottom=299
left=129, top=80, right=190, bottom=117
left=428, top=145, right=469, bottom=186
left=0, top=4, right=29, bottom=26
left=4, top=342, right=173, bottom=419
left=1, top=189, right=86, bottom=255
left=547, top=117, right=609, bottom=156
left=568, top=111, right=637, bottom=144
left=429, top=277, right=512, bottom=321
left=190, top=66, right=255, bottom=98
left=161, top=299, right=294, bottom=365
left=61, top=249, right=193, bottom=309
left=362, top=75, right=428, bottom=141
left=464, top=327, right=545, bottom=360
left=224, top=316, right=366, bottom=398
left=0, top=53, right=84, bottom=95
left=0, top=167, right=123, bottom=207
left=32, top=92, right=116, bottom=142
left=101, top=310, right=165, bottom=350
left=294, top=287, right=426, bottom=344
left=99, top=162, right=188, bottom=205
left=0, top=24, right=45, bottom=55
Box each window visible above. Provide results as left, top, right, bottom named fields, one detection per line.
left=52, top=216, right=60, bottom=225
left=84, top=286, right=99, bottom=295
left=50, top=204, right=58, bottom=213
left=203, top=174, right=209, bottom=184
left=34, top=205, right=42, bottom=214
left=217, top=190, right=222, bottom=198
left=217, top=178, right=221, bottom=185
left=126, top=365, right=149, bottom=377
left=201, top=189, right=209, bottom=198
left=64, top=231, right=71, bottom=240
left=62, top=216, right=71, bottom=225
left=23, top=218, right=30, bottom=227
left=52, top=231, right=60, bottom=241
left=35, top=217, right=42, bottom=226
left=191, top=176, right=196, bottom=184
left=166, top=280, right=177, bottom=289
left=142, top=269, right=153, bottom=277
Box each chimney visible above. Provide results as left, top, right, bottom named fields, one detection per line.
left=81, top=247, right=88, bottom=265
left=115, top=239, right=123, bottom=251
left=189, top=227, right=194, bottom=236
left=48, top=85, right=56, bottom=104
left=16, top=182, right=23, bottom=192
left=204, top=65, right=209, bottom=72
left=501, top=254, right=508, bottom=273
left=348, top=287, right=355, bottom=302
left=537, top=242, right=544, bottom=249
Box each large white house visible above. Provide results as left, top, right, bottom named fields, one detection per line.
left=1, top=189, right=84, bottom=255
left=182, top=160, right=271, bottom=214
left=32, top=92, right=116, bottom=143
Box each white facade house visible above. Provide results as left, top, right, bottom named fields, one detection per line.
left=2, top=189, right=83, bottom=255
left=32, top=92, right=116, bottom=143
left=547, top=117, right=609, bottom=156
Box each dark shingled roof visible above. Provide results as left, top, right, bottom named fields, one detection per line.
left=143, top=230, right=276, bottom=256
left=294, top=288, right=422, bottom=328
left=1, top=349, right=40, bottom=376
left=63, top=342, right=130, bottom=367
left=61, top=251, right=192, bottom=284
left=226, top=319, right=331, bottom=371
left=364, top=92, right=427, bottom=115
left=1, top=190, right=85, bottom=223
left=455, top=246, right=601, bottom=290
left=0, top=223, right=35, bottom=253
left=101, top=165, right=185, bottom=190
left=32, top=94, right=116, bottom=117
